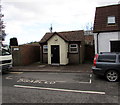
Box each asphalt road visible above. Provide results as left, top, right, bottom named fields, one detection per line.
left=2, top=72, right=120, bottom=104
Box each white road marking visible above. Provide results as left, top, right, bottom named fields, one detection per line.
left=89, top=79, right=92, bottom=84
left=79, top=74, right=92, bottom=84
left=56, top=81, right=66, bottom=83
left=78, top=81, right=90, bottom=84
left=17, top=78, right=67, bottom=84
left=17, top=78, right=56, bottom=84
left=90, top=74, right=92, bottom=78
left=10, top=72, right=23, bottom=74
left=5, top=76, right=13, bottom=80
left=89, top=74, right=92, bottom=84
left=49, top=81, right=56, bottom=84
left=14, top=85, right=105, bottom=95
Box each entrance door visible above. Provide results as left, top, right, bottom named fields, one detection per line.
left=111, top=41, right=120, bottom=52
left=51, top=45, right=60, bottom=64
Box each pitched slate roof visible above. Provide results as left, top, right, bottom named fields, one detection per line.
left=93, top=4, right=120, bottom=33
left=40, top=30, right=84, bottom=43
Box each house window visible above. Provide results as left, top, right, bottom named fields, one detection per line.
left=69, top=44, right=78, bottom=53
left=107, top=16, right=116, bottom=25
left=43, top=45, right=48, bottom=53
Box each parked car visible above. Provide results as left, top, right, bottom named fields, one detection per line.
left=0, top=48, right=12, bottom=73
left=92, top=52, right=120, bottom=82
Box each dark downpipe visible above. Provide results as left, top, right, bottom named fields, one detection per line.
left=97, top=33, right=100, bottom=54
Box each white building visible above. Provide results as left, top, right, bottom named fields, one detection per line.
left=93, top=4, right=120, bottom=54
left=39, top=30, right=85, bottom=65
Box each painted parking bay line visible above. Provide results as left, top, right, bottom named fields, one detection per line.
left=5, top=76, right=13, bottom=80
left=14, top=85, right=105, bottom=95
left=78, top=74, right=92, bottom=84
left=10, top=72, right=23, bottom=74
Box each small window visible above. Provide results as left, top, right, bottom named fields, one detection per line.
left=107, top=16, right=116, bottom=25
left=43, top=45, right=48, bottom=53
left=98, top=55, right=116, bottom=63
left=69, top=44, right=78, bottom=53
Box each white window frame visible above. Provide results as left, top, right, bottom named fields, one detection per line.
left=69, top=44, right=78, bottom=53
left=107, top=16, right=116, bottom=25
left=43, top=45, right=48, bottom=53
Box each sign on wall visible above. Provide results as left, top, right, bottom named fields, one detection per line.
left=14, top=48, right=19, bottom=51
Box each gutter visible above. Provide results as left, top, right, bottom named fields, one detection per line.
left=96, top=33, right=100, bottom=54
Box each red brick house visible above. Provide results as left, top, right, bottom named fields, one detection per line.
left=39, top=30, right=85, bottom=65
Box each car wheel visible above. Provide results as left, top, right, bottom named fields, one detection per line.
left=106, top=70, right=119, bottom=82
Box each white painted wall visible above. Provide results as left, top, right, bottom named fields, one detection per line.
left=48, top=35, right=68, bottom=65
left=118, top=32, right=120, bottom=39
left=94, top=32, right=119, bottom=54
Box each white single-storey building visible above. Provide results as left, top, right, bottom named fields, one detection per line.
left=39, top=30, right=85, bottom=65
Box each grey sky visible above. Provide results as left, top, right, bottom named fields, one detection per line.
left=1, top=0, right=120, bottom=44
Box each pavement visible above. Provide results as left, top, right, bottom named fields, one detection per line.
left=11, top=62, right=93, bottom=73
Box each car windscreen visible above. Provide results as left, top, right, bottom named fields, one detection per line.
left=2, top=49, right=11, bottom=56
